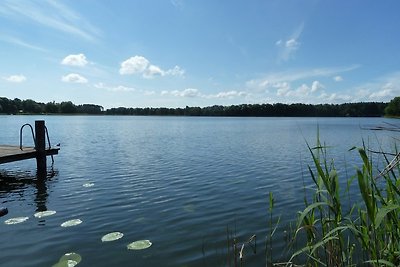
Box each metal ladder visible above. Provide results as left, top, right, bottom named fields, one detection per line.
left=19, top=123, right=54, bottom=163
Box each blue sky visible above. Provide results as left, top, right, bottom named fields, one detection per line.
left=0, top=0, right=399, bottom=109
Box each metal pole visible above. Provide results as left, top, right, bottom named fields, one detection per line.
left=35, top=120, right=46, bottom=176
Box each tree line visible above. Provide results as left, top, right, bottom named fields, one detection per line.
left=106, top=102, right=387, bottom=117
left=0, top=96, right=395, bottom=117
left=0, top=98, right=104, bottom=115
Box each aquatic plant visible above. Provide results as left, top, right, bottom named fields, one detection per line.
left=287, top=137, right=400, bottom=266
left=34, top=210, right=56, bottom=218
left=61, top=219, right=82, bottom=227
left=127, top=240, right=152, bottom=250
left=52, top=252, right=81, bottom=267
left=4, top=216, right=29, bottom=225
left=266, top=192, right=280, bottom=266
left=101, top=232, right=124, bottom=242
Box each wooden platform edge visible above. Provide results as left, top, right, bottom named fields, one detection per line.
left=0, top=146, right=60, bottom=164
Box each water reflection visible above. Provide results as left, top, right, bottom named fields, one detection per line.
left=0, top=168, right=58, bottom=212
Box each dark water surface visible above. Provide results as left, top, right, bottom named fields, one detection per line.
left=0, top=116, right=397, bottom=266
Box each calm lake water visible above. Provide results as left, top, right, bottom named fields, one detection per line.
left=0, top=116, right=398, bottom=266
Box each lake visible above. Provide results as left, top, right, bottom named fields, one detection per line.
left=0, top=116, right=397, bottom=266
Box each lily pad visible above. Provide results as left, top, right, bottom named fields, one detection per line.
left=61, top=219, right=82, bottom=227
left=127, top=240, right=152, bottom=250
left=34, top=210, right=56, bottom=218
left=52, top=252, right=81, bottom=267
left=82, top=183, right=94, bottom=188
left=4, top=217, right=29, bottom=225
left=101, top=232, right=124, bottom=242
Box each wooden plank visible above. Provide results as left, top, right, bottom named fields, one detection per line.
left=0, top=145, right=59, bottom=164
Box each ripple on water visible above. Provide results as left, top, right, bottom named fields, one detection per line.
left=0, top=116, right=393, bottom=267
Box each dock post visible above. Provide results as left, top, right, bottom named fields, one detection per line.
left=35, top=120, right=46, bottom=175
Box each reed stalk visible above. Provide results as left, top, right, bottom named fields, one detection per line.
left=288, top=135, right=400, bottom=266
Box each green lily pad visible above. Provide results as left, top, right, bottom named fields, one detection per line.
left=61, top=219, right=82, bottom=227
left=82, top=183, right=94, bottom=188
left=101, top=232, right=124, bottom=242
left=34, top=210, right=56, bottom=218
left=127, top=240, right=152, bottom=250
left=4, top=217, right=29, bottom=225
left=52, top=252, right=81, bottom=267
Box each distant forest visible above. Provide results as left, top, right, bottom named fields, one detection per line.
left=0, top=96, right=389, bottom=117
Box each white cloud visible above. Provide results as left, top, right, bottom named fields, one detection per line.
left=144, top=65, right=164, bottom=79
left=163, top=88, right=247, bottom=99
left=246, top=65, right=359, bottom=90
left=333, top=76, right=343, bottom=82
left=119, top=55, right=185, bottom=79
left=369, top=83, right=394, bottom=100
left=171, top=88, right=200, bottom=97
left=61, top=53, right=88, bottom=67
left=276, top=22, right=304, bottom=62
left=274, top=81, right=324, bottom=99
left=281, top=84, right=310, bottom=98
left=352, top=72, right=400, bottom=102
left=165, top=65, right=185, bottom=76
left=311, top=81, right=324, bottom=92
left=275, top=82, right=291, bottom=96
left=245, top=70, right=400, bottom=104
left=94, top=82, right=135, bottom=92
left=319, top=93, right=352, bottom=103
left=207, top=90, right=247, bottom=99
left=285, top=38, right=300, bottom=48
left=3, top=74, right=26, bottom=83
left=61, top=73, right=88, bottom=83
left=296, top=84, right=310, bottom=95
left=120, top=56, right=149, bottom=75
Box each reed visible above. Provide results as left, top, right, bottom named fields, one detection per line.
left=220, top=132, right=400, bottom=266
left=288, top=136, right=400, bottom=266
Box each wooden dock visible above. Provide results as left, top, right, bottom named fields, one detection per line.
left=0, top=145, right=59, bottom=164
left=0, top=120, right=60, bottom=175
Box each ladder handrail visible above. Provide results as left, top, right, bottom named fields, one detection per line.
left=44, top=126, right=54, bottom=163
left=19, top=122, right=55, bottom=163
left=44, top=126, right=52, bottom=149
left=20, top=123, right=36, bottom=150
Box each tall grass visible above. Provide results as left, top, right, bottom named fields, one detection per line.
left=288, top=137, right=400, bottom=266
left=221, top=133, right=400, bottom=266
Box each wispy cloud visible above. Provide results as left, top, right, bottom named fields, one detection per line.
left=246, top=64, right=360, bottom=90
left=333, top=76, right=343, bottom=82
left=169, top=88, right=200, bottom=97
left=94, top=82, right=135, bottom=92
left=353, top=71, right=400, bottom=102
left=245, top=67, right=399, bottom=104
left=120, top=55, right=185, bottom=79
left=161, top=88, right=247, bottom=99
left=0, top=0, right=100, bottom=42
left=276, top=22, right=304, bottom=62
left=0, top=35, right=46, bottom=52
left=3, top=74, right=26, bottom=83
left=206, top=90, right=247, bottom=99
left=275, top=80, right=324, bottom=99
